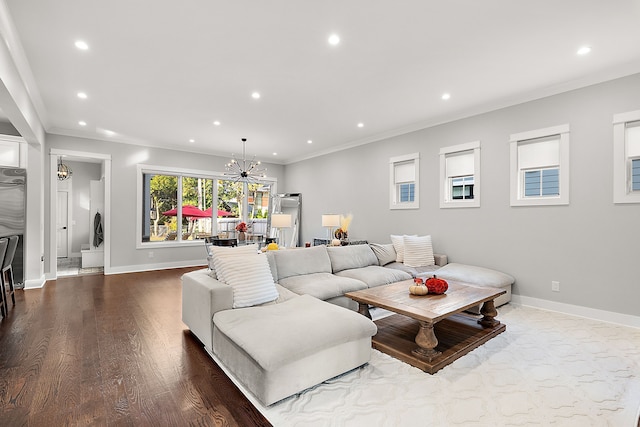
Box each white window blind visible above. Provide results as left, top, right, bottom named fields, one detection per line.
left=518, top=136, right=560, bottom=170
left=394, top=161, right=415, bottom=183
left=627, top=122, right=640, bottom=157
left=445, top=150, right=474, bottom=177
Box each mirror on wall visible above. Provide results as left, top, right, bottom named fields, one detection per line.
left=269, top=193, right=301, bottom=248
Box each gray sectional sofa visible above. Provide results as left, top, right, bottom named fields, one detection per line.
left=181, top=242, right=515, bottom=405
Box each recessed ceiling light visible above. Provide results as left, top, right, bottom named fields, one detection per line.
left=307, top=140, right=313, bottom=144
left=213, top=121, right=221, bottom=126
left=272, top=152, right=278, bottom=156
left=442, top=93, right=451, bottom=100
left=251, top=92, right=261, bottom=99
left=357, top=123, right=364, bottom=128
left=328, top=34, right=340, bottom=46
left=189, top=139, right=195, bottom=143
left=75, top=40, right=89, bottom=50
left=77, top=92, right=88, bottom=99
left=577, top=46, right=591, bottom=55
left=78, top=121, right=87, bottom=126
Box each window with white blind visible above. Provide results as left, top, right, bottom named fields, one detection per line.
left=390, top=153, right=419, bottom=209
left=510, top=125, right=570, bottom=206
left=613, top=111, right=640, bottom=204
left=439, top=141, right=480, bottom=208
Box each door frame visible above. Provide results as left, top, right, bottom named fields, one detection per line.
left=49, top=149, right=112, bottom=279
left=56, top=189, right=72, bottom=258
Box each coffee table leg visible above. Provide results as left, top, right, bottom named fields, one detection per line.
left=412, top=320, right=441, bottom=362
left=357, top=302, right=372, bottom=319
left=478, top=299, right=500, bottom=328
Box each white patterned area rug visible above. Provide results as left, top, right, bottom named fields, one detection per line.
left=222, top=305, right=640, bottom=427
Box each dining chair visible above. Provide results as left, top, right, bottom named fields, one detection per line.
left=0, top=238, right=8, bottom=317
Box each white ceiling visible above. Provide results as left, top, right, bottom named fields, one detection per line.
left=5, top=0, right=640, bottom=164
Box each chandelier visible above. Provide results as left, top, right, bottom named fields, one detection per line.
left=57, top=157, right=73, bottom=181
left=225, top=138, right=266, bottom=182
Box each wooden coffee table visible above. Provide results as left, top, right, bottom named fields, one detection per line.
left=345, top=279, right=506, bottom=374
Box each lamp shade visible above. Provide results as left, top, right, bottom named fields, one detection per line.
left=271, top=213, right=292, bottom=228
left=321, top=214, right=340, bottom=227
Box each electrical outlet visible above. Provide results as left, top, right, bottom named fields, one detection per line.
left=148, top=251, right=154, bottom=258
left=551, top=281, right=560, bottom=292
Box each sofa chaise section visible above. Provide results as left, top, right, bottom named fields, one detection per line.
left=181, top=268, right=297, bottom=351
left=182, top=267, right=377, bottom=406
left=431, top=262, right=514, bottom=313
left=213, top=294, right=377, bottom=405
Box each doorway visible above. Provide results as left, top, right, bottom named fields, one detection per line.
left=56, top=190, right=70, bottom=258
left=49, top=150, right=111, bottom=279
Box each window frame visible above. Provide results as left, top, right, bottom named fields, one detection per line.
left=510, top=124, right=570, bottom=207
left=136, top=164, right=277, bottom=248
left=439, top=141, right=480, bottom=208
left=389, top=153, right=419, bottom=210
left=613, top=110, right=640, bottom=204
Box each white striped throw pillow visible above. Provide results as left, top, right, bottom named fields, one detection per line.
left=403, top=235, right=435, bottom=267
left=214, top=253, right=278, bottom=308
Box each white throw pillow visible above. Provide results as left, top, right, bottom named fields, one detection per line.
left=209, top=244, right=259, bottom=283
left=403, top=235, right=435, bottom=268
left=390, top=234, right=416, bottom=263
left=214, top=253, right=278, bottom=308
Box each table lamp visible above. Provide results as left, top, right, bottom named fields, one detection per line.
left=321, top=214, right=340, bottom=241
left=271, top=213, right=292, bottom=247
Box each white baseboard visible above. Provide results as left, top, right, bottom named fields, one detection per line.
left=511, top=294, right=640, bottom=329
left=24, top=275, right=47, bottom=289
left=106, top=260, right=206, bottom=275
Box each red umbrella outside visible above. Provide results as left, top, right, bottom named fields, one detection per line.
left=203, top=207, right=235, bottom=217
left=161, top=205, right=210, bottom=218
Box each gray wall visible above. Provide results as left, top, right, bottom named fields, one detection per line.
left=65, top=160, right=102, bottom=255
left=284, top=73, right=640, bottom=317
left=45, top=135, right=285, bottom=271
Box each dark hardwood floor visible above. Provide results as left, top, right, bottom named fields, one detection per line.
left=0, top=267, right=271, bottom=426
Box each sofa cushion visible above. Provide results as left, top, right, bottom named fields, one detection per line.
left=403, top=235, right=435, bottom=267
left=326, top=244, right=378, bottom=273
left=213, top=294, right=377, bottom=372
left=277, top=272, right=367, bottom=300
left=369, top=243, right=397, bottom=266
left=336, top=265, right=412, bottom=288
left=385, top=262, right=441, bottom=278
left=267, top=246, right=332, bottom=281
left=214, top=252, right=279, bottom=308
left=435, top=263, right=515, bottom=288
left=209, top=244, right=260, bottom=281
